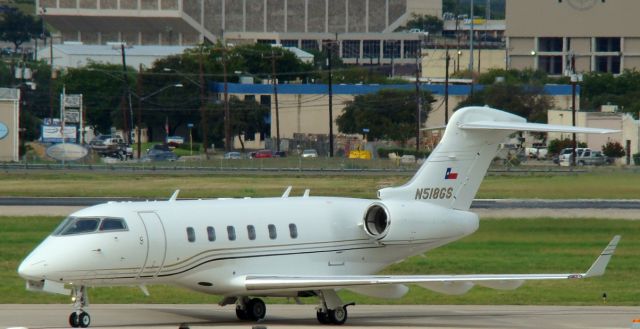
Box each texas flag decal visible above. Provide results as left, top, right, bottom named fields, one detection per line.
left=445, top=167, right=458, bottom=180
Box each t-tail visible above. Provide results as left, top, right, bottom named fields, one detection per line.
left=378, top=106, right=617, bottom=211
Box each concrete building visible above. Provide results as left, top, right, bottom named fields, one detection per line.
left=0, top=88, right=20, bottom=162
left=37, top=0, right=441, bottom=64
left=506, top=0, right=640, bottom=75
left=36, top=43, right=190, bottom=70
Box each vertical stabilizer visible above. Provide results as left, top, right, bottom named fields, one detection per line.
left=378, top=106, right=616, bottom=210
left=378, top=107, right=522, bottom=210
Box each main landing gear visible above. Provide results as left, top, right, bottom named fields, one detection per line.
left=235, top=297, right=267, bottom=321
left=316, top=289, right=354, bottom=325
left=68, top=285, right=91, bottom=328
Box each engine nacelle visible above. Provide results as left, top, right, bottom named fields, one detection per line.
left=362, top=200, right=479, bottom=244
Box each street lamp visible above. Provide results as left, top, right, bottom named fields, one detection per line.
left=134, top=82, right=183, bottom=159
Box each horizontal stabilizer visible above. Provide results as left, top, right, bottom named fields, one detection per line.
left=458, top=121, right=618, bottom=134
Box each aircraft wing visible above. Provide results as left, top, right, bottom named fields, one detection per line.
left=244, top=235, right=619, bottom=295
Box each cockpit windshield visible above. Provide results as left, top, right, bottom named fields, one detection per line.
left=52, top=216, right=128, bottom=236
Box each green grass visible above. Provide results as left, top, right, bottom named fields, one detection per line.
left=2, top=217, right=637, bottom=305
left=0, top=171, right=639, bottom=199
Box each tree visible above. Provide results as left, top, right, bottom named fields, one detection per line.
left=602, top=141, right=625, bottom=158
left=581, top=70, right=640, bottom=118
left=337, top=89, right=434, bottom=145
left=457, top=80, right=554, bottom=123
left=397, top=14, right=443, bottom=34
left=60, top=63, right=137, bottom=134
left=208, top=96, right=269, bottom=151
left=0, top=10, right=41, bottom=51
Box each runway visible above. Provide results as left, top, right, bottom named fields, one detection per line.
left=1, top=304, right=638, bottom=329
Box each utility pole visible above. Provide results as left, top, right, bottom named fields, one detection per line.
left=199, top=45, right=209, bottom=157
left=118, top=43, right=134, bottom=145
left=469, top=0, right=475, bottom=95
left=263, top=49, right=283, bottom=152
left=445, top=46, right=451, bottom=125
left=136, top=64, right=143, bottom=159
left=415, top=49, right=421, bottom=152
left=325, top=40, right=336, bottom=157
left=570, top=53, right=577, bottom=167
left=220, top=45, right=231, bottom=152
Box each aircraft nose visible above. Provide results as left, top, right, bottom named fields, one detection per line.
left=17, top=256, right=46, bottom=280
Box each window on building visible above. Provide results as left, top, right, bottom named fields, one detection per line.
left=595, top=55, right=621, bottom=74
left=363, top=40, right=380, bottom=60
left=247, top=225, right=256, bottom=240
left=595, top=37, right=620, bottom=52
left=281, top=39, right=298, bottom=47
left=301, top=40, right=319, bottom=52
left=342, top=40, right=360, bottom=58
left=383, top=40, right=401, bottom=59
left=186, top=227, right=195, bottom=242
left=289, top=223, right=298, bottom=239
left=404, top=40, right=420, bottom=58
left=538, top=37, right=563, bottom=52
left=207, top=226, right=216, bottom=242
left=257, top=39, right=276, bottom=45
left=268, top=224, right=277, bottom=239
left=538, top=55, right=563, bottom=75
left=227, top=226, right=236, bottom=241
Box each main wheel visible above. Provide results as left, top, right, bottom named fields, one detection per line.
left=247, top=298, right=266, bottom=321
left=235, top=306, right=249, bottom=320
left=78, top=311, right=91, bottom=328
left=316, top=310, right=330, bottom=324
left=328, top=306, right=347, bottom=325
left=69, top=312, right=79, bottom=328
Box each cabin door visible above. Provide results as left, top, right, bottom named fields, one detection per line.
left=137, top=212, right=167, bottom=278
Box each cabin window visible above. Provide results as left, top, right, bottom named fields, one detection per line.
left=227, top=226, right=236, bottom=241
left=99, top=218, right=127, bottom=231
left=186, top=227, right=196, bottom=242
left=247, top=225, right=256, bottom=240
left=56, top=217, right=101, bottom=235
left=289, top=223, right=298, bottom=239
left=268, top=224, right=277, bottom=239
left=207, top=226, right=216, bottom=241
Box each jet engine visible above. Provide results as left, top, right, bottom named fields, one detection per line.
left=361, top=201, right=479, bottom=244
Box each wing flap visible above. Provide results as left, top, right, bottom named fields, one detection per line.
left=244, top=236, right=620, bottom=293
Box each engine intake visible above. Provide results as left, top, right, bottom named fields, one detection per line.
left=363, top=203, right=390, bottom=239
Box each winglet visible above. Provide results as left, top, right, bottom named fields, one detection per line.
left=282, top=186, right=293, bottom=198
left=169, top=189, right=180, bottom=202
left=584, top=235, right=621, bottom=278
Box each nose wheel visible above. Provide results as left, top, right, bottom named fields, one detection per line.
left=69, top=285, right=91, bottom=328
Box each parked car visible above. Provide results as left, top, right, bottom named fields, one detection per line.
left=574, top=149, right=607, bottom=166
left=166, top=136, right=184, bottom=145
left=302, top=149, right=318, bottom=158
left=89, top=135, right=125, bottom=151
left=273, top=151, right=287, bottom=157
left=142, top=147, right=178, bottom=162
left=223, top=151, right=242, bottom=159
left=558, top=147, right=589, bottom=166
left=253, top=150, right=273, bottom=159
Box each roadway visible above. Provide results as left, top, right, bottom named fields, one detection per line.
left=1, top=304, right=638, bottom=329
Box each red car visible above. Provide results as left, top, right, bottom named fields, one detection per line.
left=253, top=150, right=273, bottom=158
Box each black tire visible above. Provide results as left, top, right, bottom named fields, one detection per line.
left=247, top=298, right=266, bottom=321
left=235, top=307, right=249, bottom=321
left=328, top=306, right=347, bottom=325
left=69, top=312, right=79, bottom=328
left=316, top=310, right=330, bottom=324
left=78, top=312, right=90, bottom=328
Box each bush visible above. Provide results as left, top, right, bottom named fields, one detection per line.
left=602, top=141, right=625, bottom=158
left=633, top=153, right=640, bottom=166
left=377, top=148, right=431, bottom=159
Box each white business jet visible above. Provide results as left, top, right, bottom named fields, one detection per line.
left=19, top=106, right=620, bottom=328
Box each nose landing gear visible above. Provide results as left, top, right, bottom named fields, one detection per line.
left=69, top=285, right=90, bottom=328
